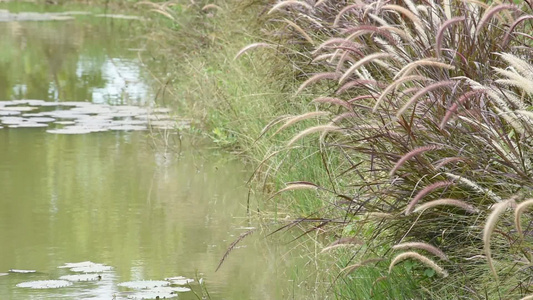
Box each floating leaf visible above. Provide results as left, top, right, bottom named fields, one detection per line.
left=9, top=269, right=36, bottom=273
left=118, top=280, right=170, bottom=290
left=58, top=261, right=95, bottom=269
left=16, top=280, right=72, bottom=289
left=59, top=274, right=101, bottom=282
left=126, top=287, right=190, bottom=299
left=165, top=276, right=194, bottom=285
left=69, top=263, right=112, bottom=273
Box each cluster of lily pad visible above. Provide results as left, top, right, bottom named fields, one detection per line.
left=0, top=100, right=187, bottom=134
left=7, top=261, right=194, bottom=299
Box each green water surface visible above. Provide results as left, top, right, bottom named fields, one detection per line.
left=0, top=5, right=306, bottom=300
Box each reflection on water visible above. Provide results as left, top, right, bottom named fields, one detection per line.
left=0, top=14, right=150, bottom=105
left=0, top=6, right=311, bottom=300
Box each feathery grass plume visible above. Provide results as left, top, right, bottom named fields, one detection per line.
left=283, top=19, right=315, bottom=45
left=333, top=4, right=364, bottom=27
left=389, top=145, right=442, bottom=176
left=344, top=25, right=397, bottom=46
left=287, top=125, right=341, bottom=146
left=382, top=4, right=423, bottom=31
left=435, top=16, right=465, bottom=59
left=337, top=79, right=385, bottom=94
left=414, top=198, right=479, bottom=214
left=494, top=68, right=533, bottom=95
left=258, top=114, right=292, bottom=139
left=341, top=258, right=383, bottom=275
left=313, top=38, right=363, bottom=55
left=392, top=242, right=448, bottom=260
left=321, top=237, right=363, bottom=253
left=393, top=59, right=455, bottom=80
left=475, top=4, right=518, bottom=39
left=312, top=53, right=336, bottom=63
left=216, top=228, right=255, bottom=272
left=389, top=252, right=448, bottom=277
left=396, top=81, right=455, bottom=117
left=440, top=89, right=487, bottom=129
left=514, top=198, right=533, bottom=239
left=339, top=52, right=393, bottom=84
left=149, top=8, right=175, bottom=20
left=272, top=111, right=329, bottom=137
left=268, top=182, right=319, bottom=201
left=311, top=97, right=352, bottom=111
left=201, top=4, right=223, bottom=11
left=483, top=199, right=513, bottom=279
left=379, top=25, right=413, bottom=42
left=332, top=112, right=356, bottom=123
left=445, top=173, right=502, bottom=203
left=296, top=72, right=339, bottom=95
left=405, top=181, right=455, bottom=215
left=234, top=43, right=273, bottom=60
left=521, top=295, right=533, bottom=300
left=267, top=1, right=313, bottom=15
left=498, top=53, right=533, bottom=79
left=503, top=16, right=533, bottom=46
left=516, top=110, right=533, bottom=121
left=433, top=157, right=469, bottom=169
left=373, top=75, right=432, bottom=112
left=382, top=4, right=428, bottom=44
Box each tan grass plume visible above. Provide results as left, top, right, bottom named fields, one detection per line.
left=389, top=251, right=448, bottom=277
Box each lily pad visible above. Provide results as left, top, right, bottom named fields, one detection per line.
left=58, top=261, right=96, bottom=269
left=108, top=125, right=146, bottom=131
left=118, top=280, right=170, bottom=290
left=0, top=273, right=8, bottom=276
left=0, top=110, right=21, bottom=116
left=47, top=127, right=97, bottom=135
left=10, top=122, right=48, bottom=128
left=70, top=264, right=112, bottom=273
left=59, top=274, right=101, bottom=282
left=165, top=276, right=194, bottom=285
left=27, top=117, right=56, bottom=123
left=16, top=280, right=72, bottom=289
left=0, top=106, right=37, bottom=112
left=9, top=269, right=36, bottom=273
left=126, top=287, right=190, bottom=299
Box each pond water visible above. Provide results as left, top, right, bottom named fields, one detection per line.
left=0, top=5, right=311, bottom=299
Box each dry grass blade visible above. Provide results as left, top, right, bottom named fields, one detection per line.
left=414, top=198, right=479, bottom=214
left=483, top=200, right=512, bottom=280
left=390, top=145, right=441, bottom=176
left=268, top=1, right=313, bottom=15
left=405, top=181, right=455, bottom=215
left=389, top=251, right=448, bottom=277
left=287, top=125, right=341, bottom=146
left=216, top=229, right=255, bottom=272
left=273, top=111, right=330, bottom=136
left=234, top=43, right=274, bottom=60
left=392, top=242, right=448, bottom=260
left=514, top=198, right=533, bottom=238
left=149, top=8, right=175, bottom=20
